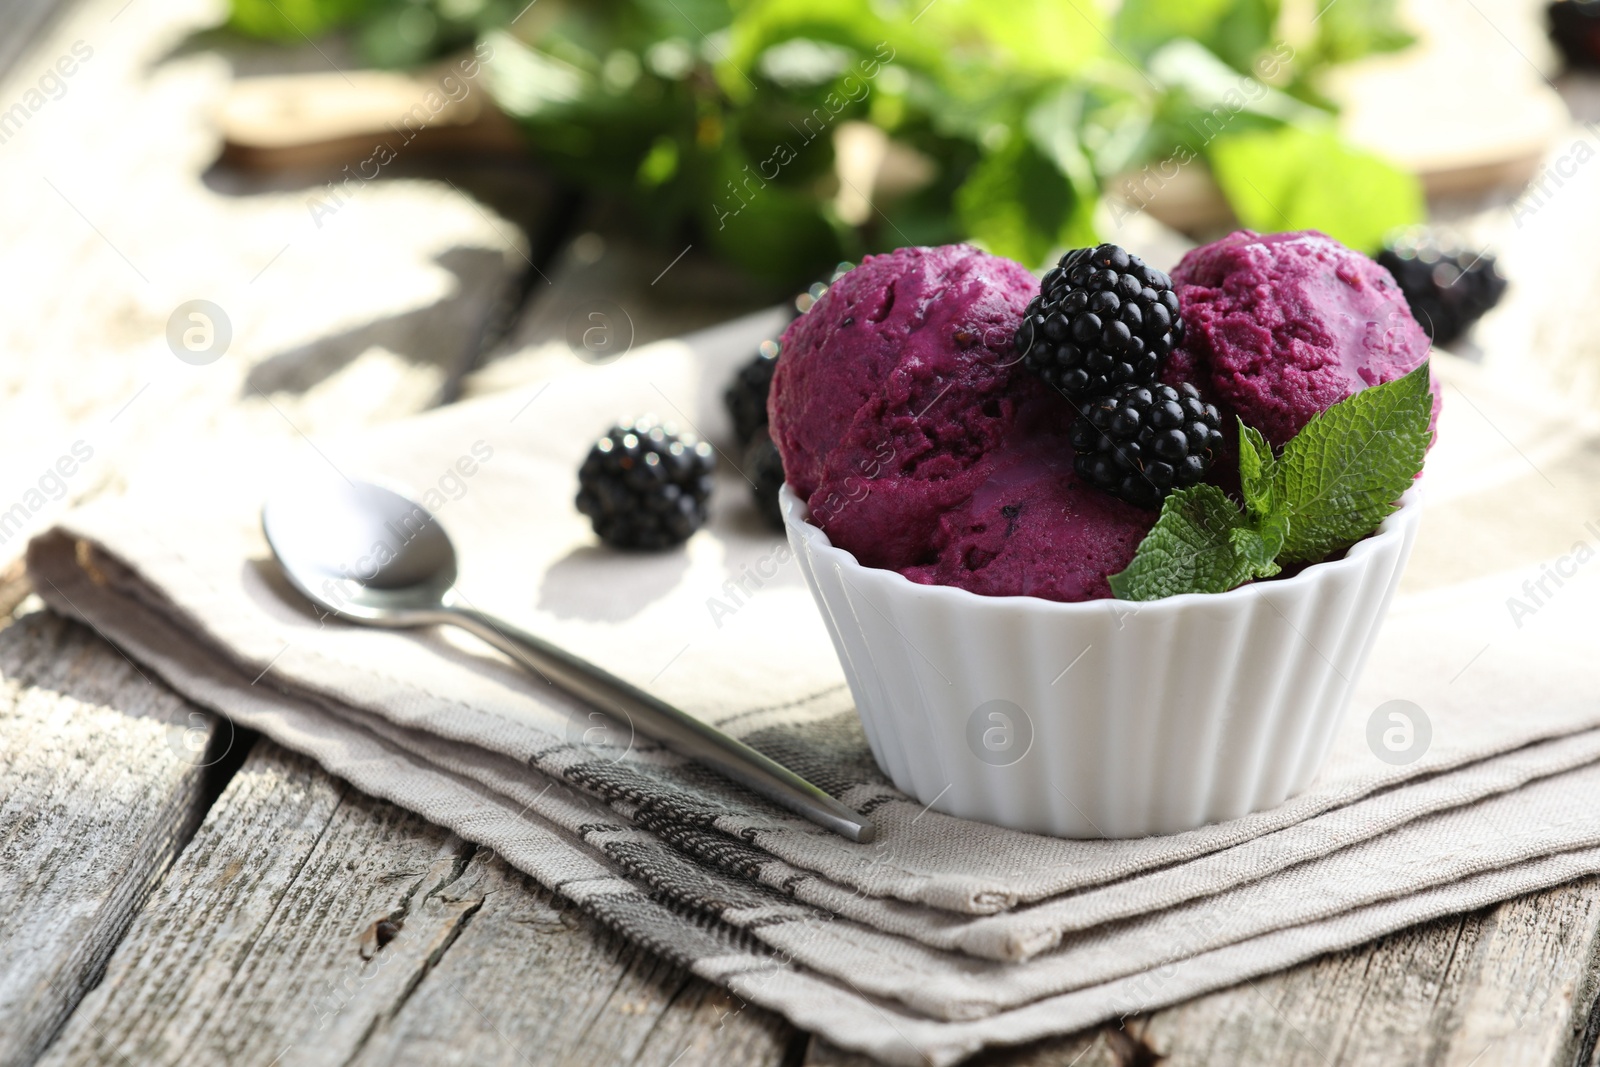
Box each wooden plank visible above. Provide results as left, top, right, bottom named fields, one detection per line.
left=0, top=611, right=224, bottom=1067
left=0, top=0, right=532, bottom=567
left=1127, top=877, right=1600, bottom=1067
left=37, top=739, right=474, bottom=1066
left=38, top=738, right=802, bottom=1067
left=346, top=850, right=799, bottom=1067
left=800, top=880, right=1600, bottom=1067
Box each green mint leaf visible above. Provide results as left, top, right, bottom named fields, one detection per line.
left=1229, top=523, right=1285, bottom=577
left=1109, top=484, right=1261, bottom=601
left=1274, top=363, right=1432, bottom=564
left=1237, top=419, right=1277, bottom=521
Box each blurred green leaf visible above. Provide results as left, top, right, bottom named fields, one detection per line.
left=1146, top=39, right=1316, bottom=126
left=483, top=30, right=590, bottom=118
left=956, top=129, right=1096, bottom=268
left=699, top=144, right=845, bottom=278
left=1207, top=125, right=1423, bottom=251
left=1025, top=85, right=1095, bottom=193
left=1114, top=0, right=1280, bottom=73
left=1309, top=0, right=1415, bottom=65
left=1115, top=0, right=1237, bottom=56
left=918, top=0, right=1107, bottom=78
left=229, top=0, right=384, bottom=40
left=1207, top=0, right=1280, bottom=71
left=637, top=135, right=680, bottom=185
left=724, top=0, right=916, bottom=99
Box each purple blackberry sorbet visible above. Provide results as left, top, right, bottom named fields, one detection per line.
left=1166, top=229, right=1438, bottom=447
left=767, top=245, right=1155, bottom=602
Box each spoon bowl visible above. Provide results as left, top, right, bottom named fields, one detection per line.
left=263, top=479, right=458, bottom=621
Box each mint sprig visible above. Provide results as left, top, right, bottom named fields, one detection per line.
left=1108, top=364, right=1432, bottom=601
left=1105, top=484, right=1261, bottom=601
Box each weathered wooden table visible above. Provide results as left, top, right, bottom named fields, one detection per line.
left=4, top=1, right=1600, bottom=1064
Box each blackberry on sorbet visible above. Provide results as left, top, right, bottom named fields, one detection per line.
left=1071, top=382, right=1224, bottom=509
left=576, top=418, right=715, bottom=549
left=1015, top=243, right=1184, bottom=402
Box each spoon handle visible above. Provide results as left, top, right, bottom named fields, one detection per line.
left=441, top=602, right=876, bottom=843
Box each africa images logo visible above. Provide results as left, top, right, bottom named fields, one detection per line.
left=965, top=700, right=1034, bottom=768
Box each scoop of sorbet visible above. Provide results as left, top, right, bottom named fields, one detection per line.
left=767, top=245, right=1156, bottom=602
left=1166, top=229, right=1438, bottom=448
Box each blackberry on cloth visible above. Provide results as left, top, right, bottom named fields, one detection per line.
left=576, top=418, right=715, bottom=549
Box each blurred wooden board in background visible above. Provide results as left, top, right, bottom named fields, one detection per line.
left=1119, top=0, right=1571, bottom=232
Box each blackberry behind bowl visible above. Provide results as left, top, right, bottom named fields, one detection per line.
left=724, top=339, right=781, bottom=447
left=576, top=418, right=715, bottom=549
left=1551, top=0, right=1600, bottom=68
left=1377, top=229, right=1507, bottom=349
left=1071, top=382, right=1224, bottom=509
left=724, top=263, right=855, bottom=447
left=743, top=427, right=786, bottom=531
left=1015, top=243, right=1184, bottom=402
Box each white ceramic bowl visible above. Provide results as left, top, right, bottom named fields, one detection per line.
left=781, top=484, right=1422, bottom=838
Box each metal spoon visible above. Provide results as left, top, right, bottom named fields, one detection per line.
left=261, top=478, right=874, bottom=843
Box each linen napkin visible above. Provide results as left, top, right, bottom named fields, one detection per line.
left=28, top=309, right=1600, bottom=1065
